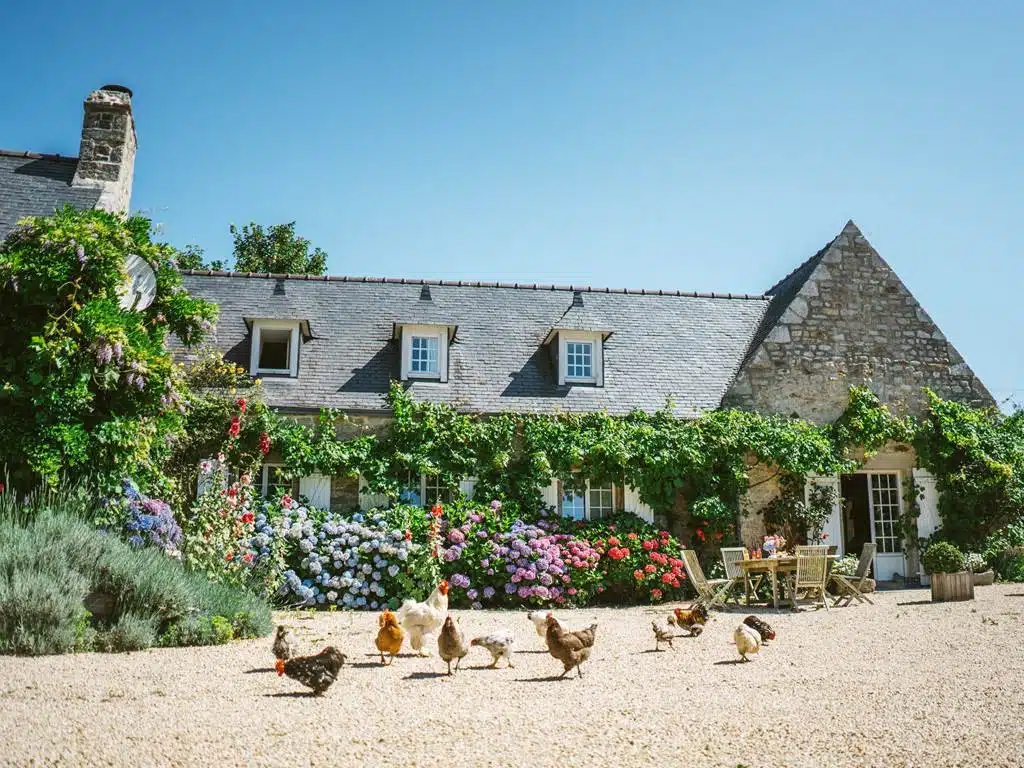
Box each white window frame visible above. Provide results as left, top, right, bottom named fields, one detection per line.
left=558, top=331, right=603, bottom=386
left=399, top=324, right=448, bottom=382
left=250, top=319, right=301, bottom=377
left=558, top=478, right=619, bottom=520
left=399, top=471, right=464, bottom=508
left=868, top=471, right=903, bottom=554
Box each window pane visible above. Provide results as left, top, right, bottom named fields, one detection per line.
left=422, top=474, right=455, bottom=507
left=588, top=483, right=615, bottom=520
left=869, top=473, right=903, bottom=554
left=264, top=466, right=292, bottom=499
left=411, top=336, right=439, bottom=374
left=566, top=342, right=593, bottom=379
left=259, top=329, right=291, bottom=370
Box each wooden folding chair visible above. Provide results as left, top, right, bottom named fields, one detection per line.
left=792, top=550, right=830, bottom=611
left=720, top=547, right=757, bottom=605
left=830, top=542, right=876, bottom=607
left=681, top=549, right=736, bottom=611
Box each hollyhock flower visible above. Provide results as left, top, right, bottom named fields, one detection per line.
left=715, top=532, right=723, bottom=542
left=259, top=432, right=271, bottom=455
left=200, top=460, right=213, bottom=475
left=242, top=552, right=254, bottom=564
left=236, top=397, right=247, bottom=413
left=228, top=416, right=240, bottom=438
left=225, top=551, right=234, bottom=562
left=430, top=503, right=443, bottom=518
left=240, top=511, right=255, bottom=524
left=404, top=529, right=412, bottom=541
left=466, top=589, right=479, bottom=600
left=281, top=494, right=293, bottom=509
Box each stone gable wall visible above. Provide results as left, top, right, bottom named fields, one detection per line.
left=724, top=223, right=993, bottom=423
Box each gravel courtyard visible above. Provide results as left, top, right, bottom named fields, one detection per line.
left=1, top=585, right=1022, bottom=768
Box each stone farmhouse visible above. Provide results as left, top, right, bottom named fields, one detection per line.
left=1, top=86, right=996, bottom=580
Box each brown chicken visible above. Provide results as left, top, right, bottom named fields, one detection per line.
left=742, top=615, right=775, bottom=643
left=651, top=620, right=682, bottom=651
left=670, top=604, right=708, bottom=636
left=545, top=614, right=597, bottom=678
left=375, top=610, right=405, bottom=665
left=437, top=616, right=469, bottom=675
left=275, top=646, right=347, bottom=695
left=272, top=625, right=299, bottom=661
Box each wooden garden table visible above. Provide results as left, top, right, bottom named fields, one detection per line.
left=735, top=555, right=838, bottom=610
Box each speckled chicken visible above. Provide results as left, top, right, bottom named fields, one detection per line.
left=545, top=614, right=597, bottom=678
left=742, top=615, right=775, bottom=643
left=437, top=616, right=469, bottom=675
left=651, top=619, right=682, bottom=651
left=470, top=631, right=516, bottom=668
left=275, top=646, right=347, bottom=695
left=272, top=625, right=299, bottom=661
left=375, top=610, right=405, bottom=665
left=733, top=624, right=761, bottom=662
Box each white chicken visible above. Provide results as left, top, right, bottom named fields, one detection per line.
left=527, top=610, right=558, bottom=646
left=733, top=623, right=761, bottom=662
left=396, top=580, right=449, bottom=656
left=470, top=631, right=516, bottom=668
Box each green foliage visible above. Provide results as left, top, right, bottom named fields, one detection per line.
left=981, top=523, right=1024, bottom=580
left=0, top=206, right=217, bottom=493
left=964, top=553, right=988, bottom=574
left=830, top=555, right=860, bottom=576
left=921, top=541, right=966, bottom=574
left=0, top=488, right=271, bottom=655
left=761, top=473, right=837, bottom=546
left=912, top=391, right=1024, bottom=549
left=175, top=244, right=228, bottom=272
left=229, top=221, right=327, bottom=275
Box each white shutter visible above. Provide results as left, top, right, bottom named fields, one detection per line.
left=623, top=485, right=655, bottom=523
left=358, top=474, right=392, bottom=511
left=458, top=476, right=477, bottom=501
left=806, top=475, right=844, bottom=556
left=912, top=468, right=940, bottom=540
left=299, top=473, right=332, bottom=511
left=541, top=479, right=559, bottom=510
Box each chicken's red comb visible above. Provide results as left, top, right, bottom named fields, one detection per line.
left=275, top=658, right=285, bottom=676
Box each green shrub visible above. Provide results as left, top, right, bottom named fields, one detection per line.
left=830, top=555, right=860, bottom=576
left=922, top=541, right=966, bottom=574
left=0, top=497, right=271, bottom=655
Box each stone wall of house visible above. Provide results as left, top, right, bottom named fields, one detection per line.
left=739, top=462, right=779, bottom=547
left=724, top=222, right=994, bottom=423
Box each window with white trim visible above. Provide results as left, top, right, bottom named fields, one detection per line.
left=559, top=478, right=619, bottom=520
left=870, top=473, right=903, bottom=554
left=399, top=471, right=461, bottom=508
left=399, top=324, right=449, bottom=382
left=556, top=331, right=603, bottom=386
left=250, top=320, right=301, bottom=377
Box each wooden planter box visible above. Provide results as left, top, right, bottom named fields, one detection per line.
left=973, top=570, right=995, bottom=587
left=930, top=571, right=975, bottom=602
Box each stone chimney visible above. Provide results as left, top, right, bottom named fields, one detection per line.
left=72, top=85, right=136, bottom=213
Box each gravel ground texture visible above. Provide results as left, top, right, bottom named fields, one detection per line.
left=2, top=584, right=1023, bottom=768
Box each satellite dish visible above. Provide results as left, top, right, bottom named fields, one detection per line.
left=119, top=254, right=158, bottom=311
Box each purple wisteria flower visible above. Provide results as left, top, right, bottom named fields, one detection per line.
left=76, top=245, right=87, bottom=264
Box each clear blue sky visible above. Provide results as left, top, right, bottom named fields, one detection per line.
left=2, top=2, right=1021, bottom=407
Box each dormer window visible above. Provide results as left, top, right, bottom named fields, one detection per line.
left=565, top=339, right=594, bottom=381
left=247, top=319, right=305, bottom=378
left=544, top=329, right=607, bottom=386
left=396, top=323, right=455, bottom=382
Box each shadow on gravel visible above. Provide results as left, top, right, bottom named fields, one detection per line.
left=896, top=600, right=933, bottom=606
left=1007, top=593, right=1024, bottom=598
left=713, top=659, right=747, bottom=665
left=517, top=650, right=550, bottom=655
left=243, top=667, right=277, bottom=674
left=635, top=649, right=668, bottom=654
left=404, top=671, right=448, bottom=680
left=264, top=691, right=317, bottom=698
left=348, top=662, right=385, bottom=669
left=515, top=675, right=575, bottom=683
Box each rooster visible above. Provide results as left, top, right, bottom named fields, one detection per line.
left=470, top=631, right=516, bottom=668
left=742, top=615, right=775, bottom=643
left=272, top=625, right=299, bottom=661
left=397, top=580, right=449, bottom=657
left=670, top=604, right=708, bottom=637
left=375, top=610, right=405, bottom=665
left=275, top=646, right=347, bottom=695
left=545, top=614, right=597, bottom=678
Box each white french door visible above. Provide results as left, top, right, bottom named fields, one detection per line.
left=868, top=472, right=906, bottom=580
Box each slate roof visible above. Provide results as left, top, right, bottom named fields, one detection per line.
left=0, top=151, right=101, bottom=240
left=177, top=273, right=772, bottom=417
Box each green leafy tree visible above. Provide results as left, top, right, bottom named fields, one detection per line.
left=175, top=244, right=227, bottom=272
left=0, top=207, right=217, bottom=492
left=229, top=222, right=327, bottom=275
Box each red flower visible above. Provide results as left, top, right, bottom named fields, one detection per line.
left=226, top=487, right=238, bottom=498
left=259, top=432, right=271, bottom=456
left=240, top=511, right=255, bottom=524
left=227, top=416, right=240, bottom=438
left=621, top=548, right=630, bottom=558
left=661, top=572, right=674, bottom=585
left=0, top=483, right=5, bottom=494
left=281, top=494, right=293, bottom=509
left=671, top=566, right=682, bottom=577
left=608, top=525, right=616, bottom=532
left=659, top=530, right=670, bottom=538
left=627, top=532, right=638, bottom=540
left=607, top=536, right=620, bottom=547
left=404, top=529, right=412, bottom=541
left=225, top=551, right=234, bottom=562
left=642, top=540, right=655, bottom=551
left=242, top=552, right=254, bottom=563
left=670, top=578, right=680, bottom=588
left=633, top=569, right=645, bottom=581
left=608, top=547, right=626, bottom=561
left=650, top=588, right=663, bottom=600
left=236, top=398, right=247, bottom=413
left=644, top=564, right=656, bottom=574
left=696, top=528, right=705, bottom=541
left=715, top=532, right=723, bottom=542
left=431, top=503, right=443, bottom=518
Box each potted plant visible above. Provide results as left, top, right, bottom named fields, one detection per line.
left=922, top=542, right=974, bottom=602
left=966, top=553, right=995, bottom=586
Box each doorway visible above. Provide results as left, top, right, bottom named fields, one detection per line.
left=840, top=474, right=871, bottom=556
left=839, top=472, right=906, bottom=580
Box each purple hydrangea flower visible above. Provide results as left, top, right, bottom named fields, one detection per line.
left=448, top=529, right=465, bottom=545
left=482, top=586, right=495, bottom=599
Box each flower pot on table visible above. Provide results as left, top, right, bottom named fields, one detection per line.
left=930, top=571, right=975, bottom=602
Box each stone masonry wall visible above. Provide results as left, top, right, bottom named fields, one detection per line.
left=724, top=222, right=994, bottom=423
